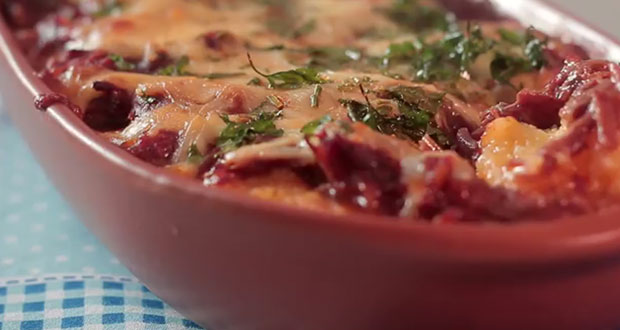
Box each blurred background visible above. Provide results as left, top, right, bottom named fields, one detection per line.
left=548, top=0, right=620, bottom=38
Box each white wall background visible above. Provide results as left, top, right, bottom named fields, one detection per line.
left=547, top=0, right=620, bottom=38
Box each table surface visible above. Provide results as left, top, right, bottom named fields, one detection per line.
left=1, top=109, right=206, bottom=329
left=1, top=1, right=619, bottom=329
left=0, top=118, right=130, bottom=279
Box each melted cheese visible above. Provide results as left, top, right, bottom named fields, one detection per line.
left=27, top=0, right=599, bottom=218
left=478, top=116, right=620, bottom=206
left=477, top=117, right=551, bottom=188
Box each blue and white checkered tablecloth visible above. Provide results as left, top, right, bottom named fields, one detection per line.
left=0, top=275, right=202, bottom=329
left=0, top=108, right=206, bottom=329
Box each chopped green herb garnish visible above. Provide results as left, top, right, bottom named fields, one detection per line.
left=247, top=77, right=262, bottom=86
left=247, top=53, right=326, bottom=89
left=340, top=85, right=446, bottom=144
left=379, top=25, right=494, bottom=81
left=202, top=72, right=245, bottom=80
left=381, top=0, right=455, bottom=33
left=250, top=44, right=286, bottom=51
left=490, top=53, right=530, bottom=84
left=524, top=28, right=547, bottom=69
left=217, top=110, right=284, bottom=152
left=381, top=41, right=418, bottom=67
left=341, top=98, right=428, bottom=142
left=187, top=144, right=204, bottom=164
left=341, top=98, right=393, bottom=135
left=378, top=85, right=445, bottom=116
left=304, top=47, right=362, bottom=70
left=412, top=25, right=495, bottom=82
left=426, top=126, right=451, bottom=149
left=301, top=115, right=332, bottom=135
left=498, top=28, right=525, bottom=45
left=310, top=85, right=322, bottom=108
left=108, top=54, right=135, bottom=71
left=491, top=28, right=547, bottom=83
left=378, top=25, right=547, bottom=84
left=158, top=56, right=190, bottom=76
left=93, top=0, right=122, bottom=17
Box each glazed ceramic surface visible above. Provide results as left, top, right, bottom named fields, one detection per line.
left=3, top=0, right=620, bottom=329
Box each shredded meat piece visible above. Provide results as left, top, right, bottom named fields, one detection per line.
left=545, top=65, right=620, bottom=154
left=40, top=50, right=117, bottom=88
left=307, top=123, right=577, bottom=221
left=416, top=155, right=579, bottom=222
left=125, top=130, right=180, bottom=167
left=5, top=0, right=85, bottom=70
left=480, top=60, right=617, bottom=130
left=481, top=91, right=564, bottom=129
left=202, top=31, right=242, bottom=57
left=454, top=128, right=479, bottom=160
left=307, top=124, right=407, bottom=216
left=83, top=81, right=134, bottom=131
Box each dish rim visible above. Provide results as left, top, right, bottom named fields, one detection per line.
left=4, top=0, right=620, bottom=265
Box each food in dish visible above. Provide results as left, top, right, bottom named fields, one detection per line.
left=4, top=0, right=619, bottom=222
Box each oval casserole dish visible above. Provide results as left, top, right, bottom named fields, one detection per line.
left=3, top=0, right=620, bottom=329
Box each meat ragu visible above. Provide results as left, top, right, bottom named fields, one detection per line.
left=7, top=0, right=619, bottom=223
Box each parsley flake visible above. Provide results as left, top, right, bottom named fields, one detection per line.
left=108, top=54, right=135, bottom=71
left=247, top=53, right=326, bottom=89
left=381, top=0, right=455, bottom=33
left=340, top=85, right=446, bottom=144
left=93, top=0, right=122, bottom=18
left=216, top=107, right=284, bottom=152
left=413, top=25, right=495, bottom=82
left=379, top=25, right=494, bottom=82
left=301, top=115, right=332, bottom=135
left=187, top=144, right=204, bottom=164
left=491, top=28, right=548, bottom=83
left=304, top=47, right=362, bottom=70
left=158, top=56, right=190, bottom=76
left=247, top=77, right=262, bottom=86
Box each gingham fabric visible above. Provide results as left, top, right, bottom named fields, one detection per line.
left=0, top=275, right=203, bottom=329
left=0, top=99, right=206, bottom=329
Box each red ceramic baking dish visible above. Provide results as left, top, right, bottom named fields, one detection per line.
left=3, top=0, right=620, bottom=329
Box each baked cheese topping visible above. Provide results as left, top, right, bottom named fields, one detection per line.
left=5, top=0, right=619, bottom=222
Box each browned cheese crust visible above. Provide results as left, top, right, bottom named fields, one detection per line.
left=7, top=0, right=616, bottom=223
